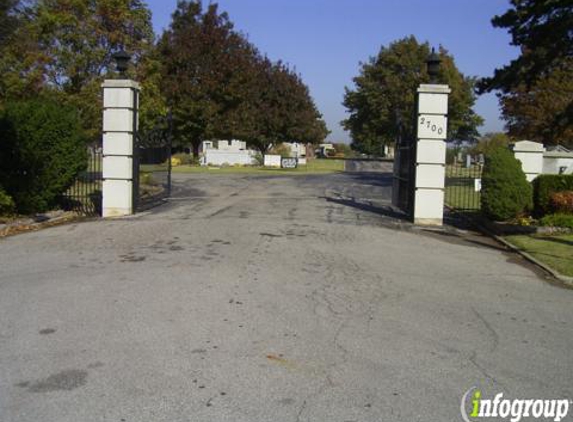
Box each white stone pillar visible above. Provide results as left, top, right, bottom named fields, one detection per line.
left=413, top=84, right=451, bottom=226
left=511, top=140, right=545, bottom=182
left=101, top=79, right=140, bottom=218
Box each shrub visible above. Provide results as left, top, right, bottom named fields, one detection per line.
left=0, top=100, right=87, bottom=214
left=480, top=146, right=532, bottom=221
left=253, top=152, right=264, bottom=166
left=171, top=152, right=193, bottom=165
left=0, top=185, right=15, bottom=215
left=532, top=175, right=573, bottom=216
left=270, top=143, right=292, bottom=158
left=549, top=191, right=573, bottom=214
left=540, top=213, right=573, bottom=229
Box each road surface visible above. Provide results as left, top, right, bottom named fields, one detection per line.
left=1, top=172, right=571, bottom=422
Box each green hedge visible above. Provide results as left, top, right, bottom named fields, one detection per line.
left=0, top=185, right=15, bottom=215
left=0, top=99, right=87, bottom=214
left=540, top=213, right=573, bottom=229
left=532, top=174, right=573, bottom=217
left=480, top=147, right=532, bottom=221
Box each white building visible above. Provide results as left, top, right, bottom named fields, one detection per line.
left=201, top=139, right=247, bottom=153
left=200, top=139, right=257, bottom=166
left=511, top=140, right=573, bottom=181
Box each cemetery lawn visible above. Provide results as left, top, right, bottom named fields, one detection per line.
left=504, top=234, right=573, bottom=277
left=170, top=159, right=345, bottom=175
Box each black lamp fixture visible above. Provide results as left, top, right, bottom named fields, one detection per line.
left=112, top=49, right=131, bottom=77
left=426, top=47, right=441, bottom=83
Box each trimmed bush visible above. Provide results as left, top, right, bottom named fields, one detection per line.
left=480, top=147, right=532, bottom=221
left=532, top=174, right=573, bottom=216
left=540, top=213, right=573, bottom=229
left=171, top=152, right=193, bottom=165
left=0, top=185, right=15, bottom=215
left=0, top=99, right=87, bottom=214
left=270, top=143, right=292, bottom=158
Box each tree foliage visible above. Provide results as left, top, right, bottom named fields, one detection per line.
left=0, top=0, right=20, bottom=48
left=477, top=0, right=572, bottom=93
left=481, top=146, right=532, bottom=221
left=471, top=132, right=512, bottom=156
left=0, top=99, right=87, bottom=213
left=342, top=36, right=483, bottom=155
left=499, top=58, right=573, bottom=148
left=237, top=58, right=328, bottom=153
left=158, top=0, right=327, bottom=156
left=478, top=0, right=573, bottom=147
left=0, top=0, right=155, bottom=140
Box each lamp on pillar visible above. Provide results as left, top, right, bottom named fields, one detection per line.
left=112, top=50, right=131, bottom=78
left=426, top=48, right=441, bottom=84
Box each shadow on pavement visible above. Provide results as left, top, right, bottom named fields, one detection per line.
left=345, top=171, right=394, bottom=188
left=323, top=195, right=409, bottom=222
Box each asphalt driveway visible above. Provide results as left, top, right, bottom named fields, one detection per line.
left=0, top=172, right=572, bottom=422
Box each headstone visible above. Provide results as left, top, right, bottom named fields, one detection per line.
left=465, top=154, right=472, bottom=168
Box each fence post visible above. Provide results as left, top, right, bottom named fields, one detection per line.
left=413, top=84, right=451, bottom=225
left=510, top=140, right=545, bottom=182
left=101, top=79, right=140, bottom=218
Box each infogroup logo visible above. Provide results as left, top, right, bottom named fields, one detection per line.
left=461, top=387, right=571, bottom=422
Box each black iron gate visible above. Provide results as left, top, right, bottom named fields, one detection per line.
left=134, top=111, right=173, bottom=211
left=392, top=116, right=417, bottom=217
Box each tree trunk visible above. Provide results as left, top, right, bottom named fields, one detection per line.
left=192, top=141, right=200, bottom=159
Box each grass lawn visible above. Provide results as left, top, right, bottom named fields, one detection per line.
left=445, top=164, right=482, bottom=211
left=170, top=159, right=345, bottom=175
left=504, top=234, right=573, bottom=277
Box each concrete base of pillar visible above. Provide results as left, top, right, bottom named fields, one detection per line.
left=102, top=179, right=133, bottom=218
left=414, top=217, right=443, bottom=226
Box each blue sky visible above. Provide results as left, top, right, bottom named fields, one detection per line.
left=146, top=0, right=519, bottom=142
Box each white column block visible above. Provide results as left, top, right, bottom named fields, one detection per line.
left=102, top=180, right=133, bottom=217
left=412, top=84, right=450, bottom=226
left=103, top=88, right=135, bottom=109
left=511, top=140, right=545, bottom=182
left=103, top=109, right=134, bottom=133
left=103, top=156, right=133, bottom=180
left=417, top=140, right=446, bottom=164
left=103, top=132, right=133, bottom=156
left=414, top=189, right=445, bottom=225
left=418, top=93, right=449, bottom=115
left=416, top=164, right=445, bottom=189
left=101, top=79, right=140, bottom=218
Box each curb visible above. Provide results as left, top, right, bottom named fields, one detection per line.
left=0, top=213, right=88, bottom=238
left=492, top=234, right=573, bottom=287
left=447, top=209, right=573, bottom=287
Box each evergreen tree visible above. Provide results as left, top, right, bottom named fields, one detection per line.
left=342, top=36, right=482, bottom=155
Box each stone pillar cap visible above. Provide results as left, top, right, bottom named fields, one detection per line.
left=101, top=79, right=141, bottom=90
left=417, top=84, right=451, bottom=94
left=511, top=140, right=546, bottom=152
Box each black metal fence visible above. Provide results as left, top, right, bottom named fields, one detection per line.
left=59, top=146, right=103, bottom=216
left=135, top=112, right=173, bottom=211
left=445, top=154, right=483, bottom=213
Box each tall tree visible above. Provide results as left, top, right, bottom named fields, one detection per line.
left=0, top=0, right=20, bottom=47
left=158, top=1, right=257, bottom=157
left=477, top=0, right=573, bottom=146
left=499, top=58, right=573, bottom=147
left=238, top=58, right=328, bottom=153
left=477, top=0, right=572, bottom=93
left=159, top=0, right=328, bottom=157
left=342, top=36, right=482, bottom=155
left=0, top=0, right=154, bottom=140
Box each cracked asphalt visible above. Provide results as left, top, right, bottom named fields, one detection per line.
left=1, top=170, right=572, bottom=422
